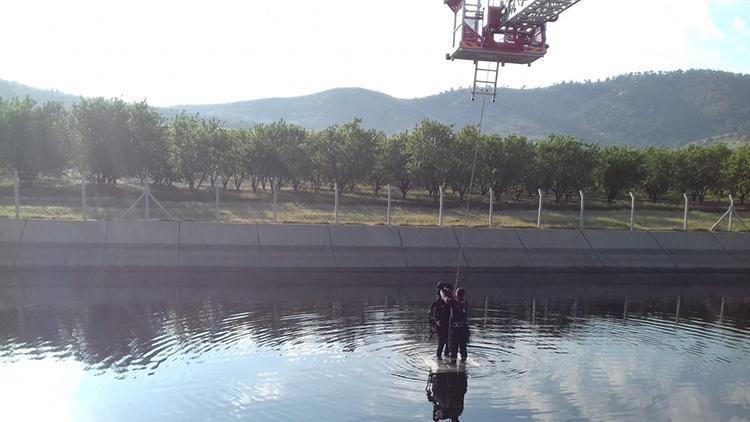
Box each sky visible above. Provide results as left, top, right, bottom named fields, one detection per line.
left=1, top=0, right=749, bottom=106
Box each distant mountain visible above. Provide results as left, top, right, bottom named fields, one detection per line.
left=0, top=79, right=79, bottom=106
left=166, top=70, right=750, bottom=147
left=4, top=69, right=750, bottom=147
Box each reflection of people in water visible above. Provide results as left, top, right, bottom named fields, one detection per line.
left=426, top=370, right=468, bottom=421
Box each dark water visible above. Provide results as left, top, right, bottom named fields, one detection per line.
left=1, top=279, right=749, bottom=421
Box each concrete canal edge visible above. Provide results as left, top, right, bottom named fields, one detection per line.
left=1, top=219, right=749, bottom=277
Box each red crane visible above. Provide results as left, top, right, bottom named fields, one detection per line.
left=444, top=0, right=581, bottom=101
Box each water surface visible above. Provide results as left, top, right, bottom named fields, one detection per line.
left=1, top=280, right=749, bottom=421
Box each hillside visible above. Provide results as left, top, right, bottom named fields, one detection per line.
left=166, top=70, right=750, bottom=147
left=4, top=69, right=750, bottom=147
left=0, top=79, right=79, bottom=106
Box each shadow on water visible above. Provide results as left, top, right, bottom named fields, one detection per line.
left=0, top=271, right=749, bottom=421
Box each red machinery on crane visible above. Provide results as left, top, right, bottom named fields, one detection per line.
left=444, top=0, right=581, bottom=101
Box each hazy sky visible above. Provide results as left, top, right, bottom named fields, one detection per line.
left=1, top=0, right=749, bottom=106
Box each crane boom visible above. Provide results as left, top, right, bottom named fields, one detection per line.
left=505, top=0, right=580, bottom=26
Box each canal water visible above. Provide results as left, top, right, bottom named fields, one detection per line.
left=0, top=280, right=749, bottom=421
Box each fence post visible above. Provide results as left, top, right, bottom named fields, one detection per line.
left=438, top=186, right=444, bottom=227
left=14, top=169, right=20, bottom=219
left=579, top=190, right=585, bottom=230
left=728, top=195, right=734, bottom=232
left=536, top=188, right=543, bottom=229
left=488, top=188, right=494, bottom=228
left=386, top=184, right=392, bottom=225
left=333, top=182, right=339, bottom=224
left=272, top=177, right=278, bottom=223
left=215, top=182, right=220, bottom=221
left=683, top=193, right=689, bottom=231
left=629, top=192, right=635, bottom=231
left=144, top=184, right=150, bottom=220
left=81, top=173, right=87, bottom=221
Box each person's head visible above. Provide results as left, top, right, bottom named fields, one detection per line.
left=456, top=288, right=465, bottom=300
left=441, top=287, right=454, bottom=300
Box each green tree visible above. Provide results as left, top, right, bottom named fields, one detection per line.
left=536, top=135, right=599, bottom=203
left=598, top=146, right=645, bottom=202
left=378, top=131, right=414, bottom=199
left=482, top=134, right=534, bottom=202
left=449, top=125, right=484, bottom=201
left=675, top=144, right=731, bottom=202
left=308, top=119, right=377, bottom=192
left=171, top=112, right=205, bottom=191
left=0, top=97, right=71, bottom=184
left=253, top=120, right=310, bottom=190
left=72, top=97, right=131, bottom=185
left=128, top=101, right=173, bottom=185
left=641, top=147, right=676, bottom=202
left=725, top=144, right=750, bottom=204
left=408, top=119, right=454, bottom=200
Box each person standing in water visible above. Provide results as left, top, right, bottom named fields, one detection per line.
left=448, top=288, right=469, bottom=361
left=430, top=282, right=452, bottom=359
left=440, top=288, right=469, bottom=361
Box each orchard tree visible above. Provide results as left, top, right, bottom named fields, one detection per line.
left=641, top=147, right=675, bottom=202
left=598, top=146, right=645, bottom=202
left=536, top=134, right=599, bottom=203
left=128, top=101, right=172, bottom=185
left=73, top=97, right=131, bottom=185
left=482, top=134, right=534, bottom=202
left=675, top=144, right=731, bottom=202
left=0, top=98, right=71, bottom=184
left=725, top=144, right=750, bottom=203
left=379, top=131, right=414, bottom=199
left=171, top=112, right=205, bottom=190
left=309, top=119, right=377, bottom=192
left=408, top=119, right=454, bottom=200
left=450, top=125, right=484, bottom=200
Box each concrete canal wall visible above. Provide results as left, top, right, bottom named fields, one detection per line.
left=1, top=219, right=748, bottom=274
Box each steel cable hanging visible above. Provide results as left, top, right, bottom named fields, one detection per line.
left=454, top=94, right=488, bottom=288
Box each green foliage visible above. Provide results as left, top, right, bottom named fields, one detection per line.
left=481, top=134, right=534, bottom=201
left=378, top=131, right=413, bottom=199
left=536, top=135, right=600, bottom=203
left=0, top=97, right=72, bottom=183
left=675, top=144, right=732, bottom=202
left=171, top=112, right=205, bottom=190
left=2, top=93, right=750, bottom=208
left=725, top=144, right=750, bottom=203
left=450, top=125, right=483, bottom=200
left=641, top=147, right=675, bottom=202
left=308, top=119, right=377, bottom=192
left=128, top=101, right=173, bottom=184
left=408, top=119, right=455, bottom=199
left=73, top=98, right=132, bottom=184
left=253, top=120, right=310, bottom=190
left=598, top=146, right=645, bottom=202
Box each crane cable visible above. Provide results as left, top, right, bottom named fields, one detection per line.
left=454, top=94, right=488, bottom=289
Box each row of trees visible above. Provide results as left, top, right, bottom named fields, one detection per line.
left=1, top=97, right=749, bottom=204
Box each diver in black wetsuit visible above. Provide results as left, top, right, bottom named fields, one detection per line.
left=426, top=370, right=468, bottom=421
left=429, top=282, right=453, bottom=358
left=448, top=288, right=469, bottom=361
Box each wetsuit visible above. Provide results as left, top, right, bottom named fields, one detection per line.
left=449, top=298, right=469, bottom=360
left=430, top=297, right=451, bottom=358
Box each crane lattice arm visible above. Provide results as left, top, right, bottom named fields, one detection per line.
left=443, top=0, right=581, bottom=101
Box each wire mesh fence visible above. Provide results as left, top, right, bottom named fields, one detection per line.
left=1, top=175, right=748, bottom=232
